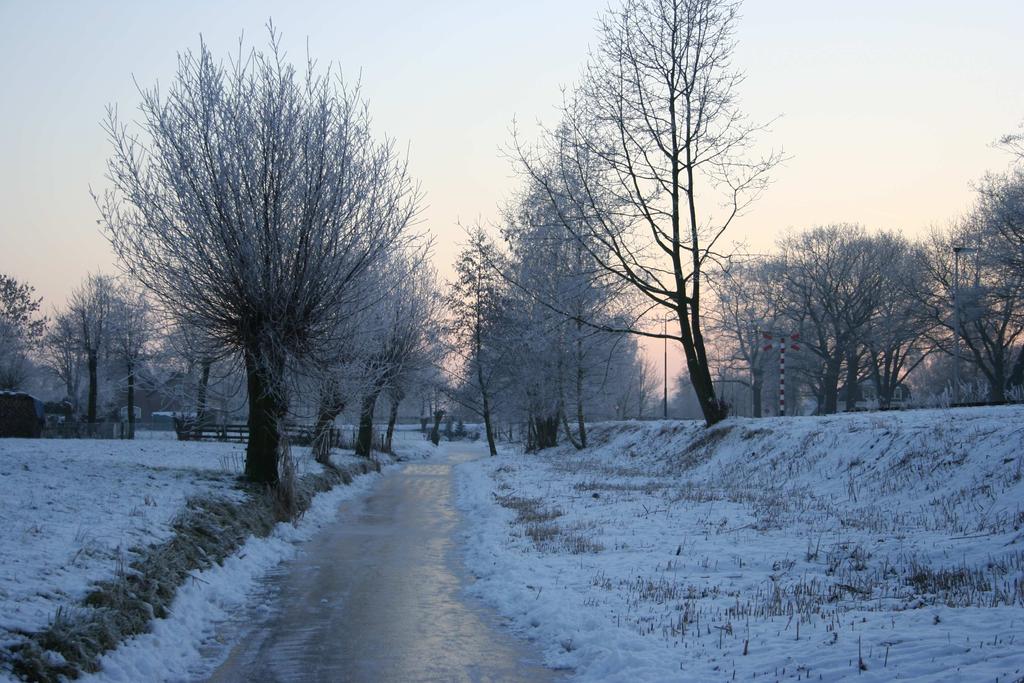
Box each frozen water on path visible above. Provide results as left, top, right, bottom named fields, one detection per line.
left=206, top=443, right=560, bottom=683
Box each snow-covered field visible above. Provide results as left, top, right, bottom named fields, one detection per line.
left=0, top=439, right=248, bottom=639
left=456, top=407, right=1024, bottom=682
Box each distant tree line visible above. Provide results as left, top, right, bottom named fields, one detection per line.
left=704, top=138, right=1024, bottom=415
left=6, top=0, right=1023, bottom=472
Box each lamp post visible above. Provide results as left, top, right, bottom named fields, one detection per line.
left=662, top=317, right=668, bottom=419
left=952, top=245, right=978, bottom=405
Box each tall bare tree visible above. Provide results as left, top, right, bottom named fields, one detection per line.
left=708, top=260, right=784, bottom=417
left=353, top=256, right=439, bottom=457
left=919, top=220, right=1024, bottom=401
left=446, top=227, right=510, bottom=456
left=862, top=234, right=933, bottom=408
left=514, top=0, right=780, bottom=426
left=109, top=285, right=154, bottom=438
left=97, top=31, right=421, bottom=484
left=43, top=309, right=84, bottom=409
left=503, top=181, right=639, bottom=447
left=778, top=226, right=887, bottom=414
left=69, top=274, right=114, bottom=424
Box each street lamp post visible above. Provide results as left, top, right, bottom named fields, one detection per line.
left=662, top=317, right=668, bottom=419
left=952, top=245, right=978, bottom=405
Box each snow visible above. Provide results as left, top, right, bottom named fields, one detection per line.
left=85, top=432, right=433, bottom=681
left=0, top=439, right=246, bottom=638
left=0, top=435, right=417, bottom=682
left=81, top=459, right=387, bottom=683
left=455, top=406, right=1024, bottom=681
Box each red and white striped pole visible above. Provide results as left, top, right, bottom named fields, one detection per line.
left=763, top=332, right=800, bottom=417
left=779, top=341, right=786, bottom=416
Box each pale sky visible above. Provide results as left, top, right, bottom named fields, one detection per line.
left=2, top=0, right=1023, bottom=382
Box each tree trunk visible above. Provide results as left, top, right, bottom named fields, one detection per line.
left=677, top=313, right=726, bottom=426
left=430, top=409, right=444, bottom=446
left=312, top=409, right=339, bottom=464
left=531, top=413, right=559, bottom=450
left=526, top=409, right=536, bottom=450
left=244, top=350, right=286, bottom=485
left=561, top=409, right=581, bottom=450
left=195, top=359, right=212, bottom=427
left=575, top=337, right=587, bottom=449
left=313, top=388, right=345, bottom=465
left=687, top=356, right=722, bottom=423
left=87, top=349, right=98, bottom=424
left=481, top=392, right=497, bottom=456
left=822, top=358, right=841, bottom=414
left=384, top=396, right=401, bottom=454
left=474, top=332, right=498, bottom=455
left=355, top=390, right=380, bottom=457
left=557, top=367, right=581, bottom=450
left=126, top=362, right=135, bottom=439
left=989, top=365, right=1007, bottom=403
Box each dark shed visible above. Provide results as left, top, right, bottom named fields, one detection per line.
left=0, top=391, right=45, bottom=438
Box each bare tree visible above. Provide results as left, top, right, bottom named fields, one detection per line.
left=185, top=331, right=222, bottom=426
left=514, top=0, right=780, bottom=426
left=309, top=336, right=373, bottom=464
left=97, top=31, right=421, bottom=484
left=109, top=284, right=154, bottom=438
left=977, top=167, right=1024, bottom=277
left=42, top=309, right=84, bottom=409
left=708, top=260, right=784, bottom=417
left=519, top=209, right=630, bottom=444
left=862, top=234, right=934, bottom=408
left=504, top=183, right=624, bottom=448
left=919, top=220, right=1024, bottom=401
left=353, top=257, right=439, bottom=457
left=69, top=274, right=114, bottom=424
left=778, top=226, right=888, bottom=414
left=445, top=227, right=511, bottom=456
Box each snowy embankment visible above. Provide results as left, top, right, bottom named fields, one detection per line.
left=0, top=436, right=430, bottom=682
left=456, top=407, right=1024, bottom=682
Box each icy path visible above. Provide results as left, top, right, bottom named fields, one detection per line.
left=206, top=443, right=559, bottom=683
